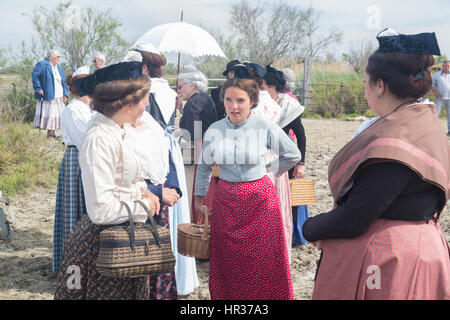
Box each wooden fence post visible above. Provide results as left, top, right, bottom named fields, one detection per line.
left=303, top=56, right=313, bottom=108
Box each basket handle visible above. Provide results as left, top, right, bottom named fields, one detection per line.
left=135, top=200, right=162, bottom=248
left=199, top=205, right=210, bottom=240
left=119, top=201, right=162, bottom=250
left=119, top=201, right=137, bottom=251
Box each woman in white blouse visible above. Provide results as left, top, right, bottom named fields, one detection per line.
left=133, top=44, right=200, bottom=297
left=55, top=61, right=160, bottom=300
left=52, top=66, right=96, bottom=273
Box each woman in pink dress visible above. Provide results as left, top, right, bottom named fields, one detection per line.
left=302, top=29, right=450, bottom=299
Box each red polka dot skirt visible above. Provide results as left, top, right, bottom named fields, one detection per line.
left=209, top=176, right=294, bottom=300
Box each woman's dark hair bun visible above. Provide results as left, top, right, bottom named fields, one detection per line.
left=366, top=51, right=434, bottom=99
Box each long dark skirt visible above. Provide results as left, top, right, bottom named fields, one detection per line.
left=54, top=214, right=150, bottom=300
left=53, top=146, right=86, bottom=272
left=149, top=206, right=178, bottom=300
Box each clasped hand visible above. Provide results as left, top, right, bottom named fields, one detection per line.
left=142, top=189, right=160, bottom=216
left=293, top=164, right=305, bottom=178
left=162, top=188, right=180, bottom=207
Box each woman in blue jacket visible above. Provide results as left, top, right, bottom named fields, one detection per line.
left=31, top=50, right=69, bottom=138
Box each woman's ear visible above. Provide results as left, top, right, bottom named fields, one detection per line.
left=142, top=64, right=149, bottom=76
left=376, top=79, right=386, bottom=97
left=125, top=103, right=133, bottom=114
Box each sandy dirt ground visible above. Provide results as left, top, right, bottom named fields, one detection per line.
left=0, top=118, right=448, bottom=300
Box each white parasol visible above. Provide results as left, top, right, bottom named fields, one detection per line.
left=134, top=21, right=227, bottom=59
left=133, top=12, right=227, bottom=75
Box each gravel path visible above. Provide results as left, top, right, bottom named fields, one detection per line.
left=1, top=118, right=448, bottom=300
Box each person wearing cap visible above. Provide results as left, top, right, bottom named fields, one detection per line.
left=31, top=49, right=69, bottom=139
left=52, top=66, right=96, bottom=273
left=132, top=43, right=199, bottom=298
left=281, top=67, right=298, bottom=99
left=263, top=65, right=308, bottom=250
left=55, top=61, right=160, bottom=300
left=210, top=59, right=241, bottom=120
left=431, top=60, right=450, bottom=136
left=241, top=62, right=282, bottom=123
left=91, top=52, right=106, bottom=71
left=302, top=29, right=450, bottom=299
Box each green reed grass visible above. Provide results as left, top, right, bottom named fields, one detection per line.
left=0, top=121, right=64, bottom=196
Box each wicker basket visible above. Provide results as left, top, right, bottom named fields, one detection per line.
left=177, top=206, right=210, bottom=260
left=289, top=178, right=316, bottom=206
left=96, top=201, right=176, bottom=278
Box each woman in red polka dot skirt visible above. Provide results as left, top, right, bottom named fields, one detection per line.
left=194, top=76, right=301, bottom=300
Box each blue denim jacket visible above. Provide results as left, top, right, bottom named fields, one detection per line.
left=31, top=59, right=69, bottom=101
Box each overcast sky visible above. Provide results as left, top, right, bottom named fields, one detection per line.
left=1, top=0, right=449, bottom=62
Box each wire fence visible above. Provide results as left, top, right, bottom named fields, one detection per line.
left=167, top=77, right=369, bottom=116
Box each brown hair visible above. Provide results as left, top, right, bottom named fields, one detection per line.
left=66, top=73, right=91, bottom=97
left=220, top=78, right=260, bottom=109
left=138, top=50, right=167, bottom=78
left=91, top=76, right=150, bottom=117
left=366, top=51, right=434, bottom=99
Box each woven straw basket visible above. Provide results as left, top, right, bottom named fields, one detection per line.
left=289, top=178, right=316, bottom=206
left=96, top=201, right=176, bottom=278
left=177, top=206, right=210, bottom=260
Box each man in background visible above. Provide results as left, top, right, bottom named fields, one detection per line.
left=91, top=52, right=106, bottom=72
left=431, top=61, right=450, bottom=136
left=31, top=49, right=69, bottom=139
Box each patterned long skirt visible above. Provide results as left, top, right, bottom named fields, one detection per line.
left=266, top=151, right=293, bottom=264
left=209, top=176, right=294, bottom=300
left=149, top=206, right=178, bottom=300
left=33, top=97, right=65, bottom=130
left=52, top=146, right=86, bottom=272
left=54, top=214, right=150, bottom=300
left=313, top=219, right=450, bottom=300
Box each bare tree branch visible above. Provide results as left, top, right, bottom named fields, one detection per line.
left=229, top=0, right=307, bottom=64
left=30, top=1, right=128, bottom=71
left=343, top=40, right=375, bottom=74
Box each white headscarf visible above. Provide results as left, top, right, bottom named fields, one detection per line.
left=252, top=90, right=281, bottom=124
left=72, top=66, right=90, bottom=77
left=277, top=94, right=305, bottom=128
left=150, top=78, right=177, bottom=125
left=121, top=51, right=142, bottom=63
left=126, top=43, right=177, bottom=125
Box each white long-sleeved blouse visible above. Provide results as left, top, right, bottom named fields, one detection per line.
left=60, top=98, right=96, bottom=150
left=79, top=113, right=150, bottom=225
